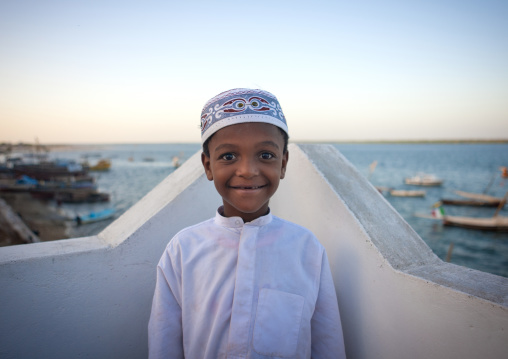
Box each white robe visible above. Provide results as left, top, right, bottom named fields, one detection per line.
left=148, top=208, right=346, bottom=359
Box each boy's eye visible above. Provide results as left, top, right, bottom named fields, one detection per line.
left=260, top=152, right=274, bottom=160
left=221, top=153, right=236, bottom=161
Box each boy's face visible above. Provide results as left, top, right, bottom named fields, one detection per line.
left=201, top=122, right=288, bottom=223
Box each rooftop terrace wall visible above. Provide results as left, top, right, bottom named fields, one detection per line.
left=0, top=144, right=507, bottom=358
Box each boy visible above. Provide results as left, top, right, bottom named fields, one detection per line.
left=148, top=88, right=346, bottom=358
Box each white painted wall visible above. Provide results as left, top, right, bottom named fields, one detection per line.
left=273, top=145, right=508, bottom=359
left=0, top=144, right=507, bottom=359
left=0, top=150, right=220, bottom=359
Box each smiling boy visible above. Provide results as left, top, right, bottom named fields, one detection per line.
left=202, top=121, right=287, bottom=223
left=148, top=88, right=346, bottom=358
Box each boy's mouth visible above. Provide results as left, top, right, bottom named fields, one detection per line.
left=230, top=185, right=266, bottom=190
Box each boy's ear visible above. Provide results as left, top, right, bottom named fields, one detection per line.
left=201, top=152, right=214, bottom=181
left=280, top=151, right=289, bottom=179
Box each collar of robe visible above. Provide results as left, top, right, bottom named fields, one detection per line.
left=215, top=206, right=273, bottom=228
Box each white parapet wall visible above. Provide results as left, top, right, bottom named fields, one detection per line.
left=273, top=145, right=508, bottom=359
left=0, top=144, right=507, bottom=359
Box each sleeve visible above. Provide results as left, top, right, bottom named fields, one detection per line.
left=311, top=250, right=347, bottom=358
left=148, top=242, right=184, bottom=359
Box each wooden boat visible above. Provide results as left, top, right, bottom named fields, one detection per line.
left=0, top=176, right=108, bottom=203
left=75, top=208, right=115, bottom=225
left=390, top=189, right=426, bottom=197
left=12, top=162, right=88, bottom=181
left=415, top=211, right=508, bottom=232
left=443, top=215, right=508, bottom=232
left=405, top=173, right=443, bottom=186
left=441, top=198, right=502, bottom=207
left=55, top=189, right=110, bottom=203
left=424, top=191, right=508, bottom=231
left=441, top=190, right=504, bottom=207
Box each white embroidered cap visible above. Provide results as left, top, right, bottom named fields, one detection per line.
left=200, top=88, right=289, bottom=144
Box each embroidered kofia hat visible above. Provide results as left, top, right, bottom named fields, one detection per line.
left=200, top=88, right=289, bottom=144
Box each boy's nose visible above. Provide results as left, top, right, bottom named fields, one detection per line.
left=236, top=158, right=259, bottom=178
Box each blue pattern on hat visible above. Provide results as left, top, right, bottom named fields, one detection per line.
left=200, top=88, right=288, bottom=143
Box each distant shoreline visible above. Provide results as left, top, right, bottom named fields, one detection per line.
left=1, top=139, right=508, bottom=152
left=295, top=139, right=508, bottom=144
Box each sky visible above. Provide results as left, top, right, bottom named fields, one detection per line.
left=1, top=0, right=507, bottom=144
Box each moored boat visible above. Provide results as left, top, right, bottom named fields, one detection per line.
left=389, top=189, right=426, bottom=197
left=443, top=215, right=508, bottom=232
left=55, top=189, right=110, bottom=203
left=405, top=173, right=443, bottom=186
left=75, top=208, right=115, bottom=225
left=441, top=190, right=504, bottom=207
left=87, top=159, right=111, bottom=171
left=418, top=191, right=508, bottom=231
left=441, top=198, right=502, bottom=207
left=0, top=176, right=108, bottom=203
left=12, top=159, right=88, bottom=181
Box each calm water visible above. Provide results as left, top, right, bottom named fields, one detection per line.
left=49, top=143, right=508, bottom=278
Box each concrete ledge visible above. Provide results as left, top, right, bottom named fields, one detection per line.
left=99, top=150, right=212, bottom=247
left=296, top=144, right=508, bottom=307
left=0, top=235, right=105, bottom=263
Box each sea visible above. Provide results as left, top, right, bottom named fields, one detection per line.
left=47, top=142, right=508, bottom=278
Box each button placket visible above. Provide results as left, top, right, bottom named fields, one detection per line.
left=226, top=225, right=258, bottom=357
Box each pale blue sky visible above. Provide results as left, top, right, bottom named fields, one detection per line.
left=1, top=0, right=507, bottom=143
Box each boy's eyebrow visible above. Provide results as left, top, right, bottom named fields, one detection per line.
left=213, top=141, right=280, bottom=153
left=213, top=143, right=236, bottom=153
left=258, top=141, right=280, bottom=150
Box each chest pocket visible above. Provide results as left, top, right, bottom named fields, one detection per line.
left=252, top=288, right=305, bottom=357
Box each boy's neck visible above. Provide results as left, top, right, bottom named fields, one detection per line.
left=219, top=206, right=270, bottom=223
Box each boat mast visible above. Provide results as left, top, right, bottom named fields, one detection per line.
left=493, top=191, right=508, bottom=217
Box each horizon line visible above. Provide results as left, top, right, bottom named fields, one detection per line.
left=2, top=138, right=508, bottom=147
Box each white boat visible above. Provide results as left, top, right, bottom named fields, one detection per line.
left=405, top=173, right=443, bottom=186
left=389, top=189, right=426, bottom=197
